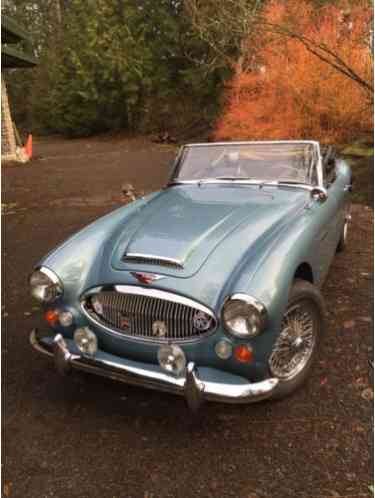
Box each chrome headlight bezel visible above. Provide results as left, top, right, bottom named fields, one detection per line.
left=222, top=294, right=267, bottom=338
left=29, top=267, right=63, bottom=303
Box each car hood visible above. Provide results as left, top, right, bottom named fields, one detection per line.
left=111, top=185, right=308, bottom=278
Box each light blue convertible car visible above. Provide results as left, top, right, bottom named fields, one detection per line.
left=30, top=141, right=352, bottom=411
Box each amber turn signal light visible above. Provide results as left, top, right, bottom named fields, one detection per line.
left=234, top=344, right=254, bottom=363
left=44, top=309, right=59, bottom=326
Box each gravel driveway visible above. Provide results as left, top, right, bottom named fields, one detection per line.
left=3, top=136, right=373, bottom=498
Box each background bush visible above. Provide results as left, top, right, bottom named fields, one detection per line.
left=3, top=0, right=373, bottom=142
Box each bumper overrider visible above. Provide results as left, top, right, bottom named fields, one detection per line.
left=30, top=329, right=279, bottom=411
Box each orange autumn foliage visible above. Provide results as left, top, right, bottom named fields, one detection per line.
left=214, top=0, right=373, bottom=143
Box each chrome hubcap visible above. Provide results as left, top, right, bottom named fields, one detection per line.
left=269, top=303, right=316, bottom=380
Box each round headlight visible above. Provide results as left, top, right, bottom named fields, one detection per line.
left=222, top=294, right=267, bottom=338
left=29, top=267, right=63, bottom=303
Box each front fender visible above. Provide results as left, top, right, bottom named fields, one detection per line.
left=227, top=204, right=322, bottom=359
left=38, top=192, right=161, bottom=302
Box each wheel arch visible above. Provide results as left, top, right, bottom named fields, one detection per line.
left=294, top=262, right=314, bottom=284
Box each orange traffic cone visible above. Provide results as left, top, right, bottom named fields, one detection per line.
left=25, top=134, right=33, bottom=159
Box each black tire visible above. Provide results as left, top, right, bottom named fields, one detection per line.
left=270, top=279, right=326, bottom=400
left=336, top=219, right=348, bottom=253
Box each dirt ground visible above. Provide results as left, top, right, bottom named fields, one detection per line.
left=2, top=136, right=373, bottom=498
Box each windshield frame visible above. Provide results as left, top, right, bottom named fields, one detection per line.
left=169, top=140, right=323, bottom=190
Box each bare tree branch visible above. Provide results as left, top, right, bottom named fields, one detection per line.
left=262, top=21, right=373, bottom=96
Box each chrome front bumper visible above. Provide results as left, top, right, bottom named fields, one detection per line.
left=30, top=329, right=279, bottom=411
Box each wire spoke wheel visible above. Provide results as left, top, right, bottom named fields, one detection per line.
left=269, top=301, right=318, bottom=380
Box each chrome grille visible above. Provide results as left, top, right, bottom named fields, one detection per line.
left=84, top=289, right=216, bottom=342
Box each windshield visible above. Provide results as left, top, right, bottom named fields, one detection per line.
left=173, top=143, right=317, bottom=184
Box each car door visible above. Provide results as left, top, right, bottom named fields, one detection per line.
left=307, top=155, right=340, bottom=285
left=324, top=158, right=350, bottom=246
left=314, top=193, right=339, bottom=285
left=316, top=158, right=350, bottom=284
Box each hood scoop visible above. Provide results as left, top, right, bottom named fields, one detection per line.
left=122, top=253, right=184, bottom=270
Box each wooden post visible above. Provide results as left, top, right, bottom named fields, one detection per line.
left=1, top=76, right=17, bottom=161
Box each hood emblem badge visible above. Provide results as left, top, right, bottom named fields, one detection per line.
left=130, top=272, right=165, bottom=285
left=152, top=320, right=168, bottom=338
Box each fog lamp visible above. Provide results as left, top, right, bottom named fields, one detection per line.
left=45, top=309, right=59, bottom=326
left=157, top=344, right=186, bottom=376
left=59, top=311, right=73, bottom=327
left=234, top=344, right=254, bottom=363
left=214, top=340, right=232, bottom=360
left=74, top=327, right=98, bottom=356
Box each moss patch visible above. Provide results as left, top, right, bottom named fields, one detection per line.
left=340, top=144, right=374, bottom=157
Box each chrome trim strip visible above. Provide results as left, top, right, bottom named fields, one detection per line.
left=30, top=328, right=53, bottom=356
left=316, top=147, right=324, bottom=189
left=185, top=140, right=320, bottom=147
left=124, top=253, right=184, bottom=269
left=227, top=293, right=267, bottom=314
left=170, top=180, right=329, bottom=203
left=80, top=285, right=218, bottom=344
left=170, top=179, right=315, bottom=189
left=30, top=330, right=280, bottom=408
left=38, top=266, right=61, bottom=284
left=114, top=285, right=215, bottom=317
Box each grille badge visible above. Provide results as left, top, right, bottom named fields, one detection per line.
left=130, top=272, right=165, bottom=285
left=193, top=311, right=213, bottom=331
left=152, top=320, right=168, bottom=338
left=120, top=315, right=131, bottom=330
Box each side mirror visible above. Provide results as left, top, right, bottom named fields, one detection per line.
left=311, top=187, right=328, bottom=203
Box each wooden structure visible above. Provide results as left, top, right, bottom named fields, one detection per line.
left=2, top=14, right=37, bottom=162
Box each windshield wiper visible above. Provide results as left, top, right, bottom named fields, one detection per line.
left=168, top=178, right=311, bottom=189
left=277, top=180, right=308, bottom=185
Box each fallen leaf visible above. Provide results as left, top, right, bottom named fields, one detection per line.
left=326, top=490, right=340, bottom=497
left=361, top=387, right=374, bottom=401
left=4, top=482, right=12, bottom=497
left=352, top=424, right=366, bottom=433
left=358, top=316, right=372, bottom=323
left=343, top=320, right=355, bottom=329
